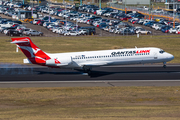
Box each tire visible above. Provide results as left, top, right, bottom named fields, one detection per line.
left=10, top=34, right=13, bottom=36
left=29, top=34, right=32, bottom=36
left=39, top=34, right=42, bottom=36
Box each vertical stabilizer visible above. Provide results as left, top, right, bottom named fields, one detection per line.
left=11, top=37, right=51, bottom=65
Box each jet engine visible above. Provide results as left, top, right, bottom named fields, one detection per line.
left=46, top=57, right=72, bottom=66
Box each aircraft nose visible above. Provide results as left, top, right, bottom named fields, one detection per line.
left=168, top=53, right=174, bottom=60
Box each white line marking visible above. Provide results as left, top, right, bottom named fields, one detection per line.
left=1, top=80, right=180, bottom=84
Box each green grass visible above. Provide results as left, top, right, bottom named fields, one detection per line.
left=0, top=86, right=180, bottom=120
left=0, top=35, right=179, bottom=64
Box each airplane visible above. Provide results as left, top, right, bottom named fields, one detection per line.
left=11, top=37, right=174, bottom=75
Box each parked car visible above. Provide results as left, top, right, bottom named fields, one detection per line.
left=119, top=29, right=134, bottom=35
left=24, top=18, right=34, bottom=22
left=64, top=30, right=80, bottom=36
left=6, top=29, right=22, bottom=36
left=79, top=29, right=88, bottom=35
left=169, top=27, right=179, bottom=34
left=161, top=26, right=172, bottom=33
left=23, top=28, right=33, bottom=35
left=26, top=30, right=43, bottom=36
left=136, top=28, right=151, bottom=34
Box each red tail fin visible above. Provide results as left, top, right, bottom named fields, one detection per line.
left=11, top=37, right=51, bottom=65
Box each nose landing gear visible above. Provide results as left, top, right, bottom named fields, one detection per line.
left=163, top=62, right=166, bottom=68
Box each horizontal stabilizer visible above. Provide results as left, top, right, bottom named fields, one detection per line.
left=11, top=41, right=29, bottom=44
left=23, top=59, right=32, bottom=64
left=11, top=37, right=30, bottom=44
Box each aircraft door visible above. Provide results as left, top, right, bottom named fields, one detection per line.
left=154, top=52, right=158, bottom=59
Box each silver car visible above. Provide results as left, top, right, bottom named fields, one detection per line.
left=26, top=30, right=43, bottom=36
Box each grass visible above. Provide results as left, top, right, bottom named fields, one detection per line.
left=0, top=86, right=180, bottom=119
left=0, top=35, right=180, bottom=64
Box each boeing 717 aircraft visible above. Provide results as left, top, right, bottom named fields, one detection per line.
left=11, top=37, right=174, bottom=75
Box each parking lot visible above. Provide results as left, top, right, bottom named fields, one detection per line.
left=0, top=1, right=179, bottom=37
left=0, top=12, right=170, bottom=37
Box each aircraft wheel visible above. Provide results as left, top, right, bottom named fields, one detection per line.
left=163, top=65, right=166, bottom=68
left=163, top=62, right=166, bottom=68
left=88, top=70, right=92, bottom=76
left=83, top=66, right=92, bottom=75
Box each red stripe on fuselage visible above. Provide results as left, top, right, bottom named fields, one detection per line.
left=136, top=50, right=150, bottom=54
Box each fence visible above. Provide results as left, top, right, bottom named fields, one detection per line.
left=109, top=3, right=180, bottom=22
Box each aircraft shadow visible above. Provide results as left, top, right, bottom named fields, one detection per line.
left=33, top=69, right=179, bottom=78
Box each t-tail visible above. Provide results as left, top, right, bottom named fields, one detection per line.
left=11, top=37, right=51, bottom=65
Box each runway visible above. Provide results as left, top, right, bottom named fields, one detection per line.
left=0, top=64, right=180, bottom=87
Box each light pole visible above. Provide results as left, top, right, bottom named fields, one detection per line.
left=76, top=19, right=78, bottom=33
left=65, top=2, right=67, bottom=32
left=31, top=0, right=33, bottom=18
left=80, top=0, right=82, bottom=6
left=99, top=0, right=101, bottom=10
left=48, top=0, right=50, bottom=22
left=149, top=0, right=151, bottom=20
left=125, top=0, right=126, bottom=14
left=173, top=0, right=175, bottom=28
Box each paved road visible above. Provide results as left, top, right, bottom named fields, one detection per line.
left=0, top=64, right=180, bottom=87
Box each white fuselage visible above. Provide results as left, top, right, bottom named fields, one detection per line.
left=45, top=47, right=174, bottom=69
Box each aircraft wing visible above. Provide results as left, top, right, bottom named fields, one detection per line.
left=79, top=61, right=112, bottom=67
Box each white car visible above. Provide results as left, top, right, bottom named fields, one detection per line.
left=79, top=29, right=87, bottom=35
left=169, top=27, right=178, bottom=34
left=0, top=22, right=15, bottom=28
left=76, top=17, right=84, bottom=23
left=64, top=31, right=80, bottom=36
left=114, top=28, right=121, bottom=34
left=96, top=10, right=106, bottom=16
left=52, top=27, right=61, bottom=33
left=153, top=9, right=164, bottom=14
left=136, top=28, right=151, bottom=34
left=103, top=12, right=111, bottom=17
left=154, top=24, right=164, bottom=30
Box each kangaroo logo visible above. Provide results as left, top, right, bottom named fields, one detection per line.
left=33, top=48, right=41, bottom=54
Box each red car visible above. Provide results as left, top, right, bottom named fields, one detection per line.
left=36, top=20, right=42, bottom=25
left=119, top=16, right=132, bottom=21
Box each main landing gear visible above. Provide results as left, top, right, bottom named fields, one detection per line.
left=83, top=66, right=92, bottom=76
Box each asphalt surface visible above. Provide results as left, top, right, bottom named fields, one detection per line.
left=0, top=64, right=180, bottom=87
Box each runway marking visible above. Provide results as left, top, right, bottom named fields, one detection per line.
left=102, top=65, right=180, bottom=67
left=106, top=82, right=115, bottom=87
left=1, top=80, right=180, bottom=84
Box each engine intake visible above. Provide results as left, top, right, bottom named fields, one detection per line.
left=46, top=57, right=72, bottom=66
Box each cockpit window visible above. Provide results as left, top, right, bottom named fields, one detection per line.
left=159, top=49, right=165, bottom=54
